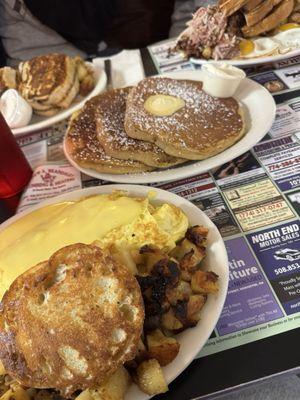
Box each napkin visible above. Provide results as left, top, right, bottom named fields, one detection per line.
left=93, top=49, right=145, bottom=88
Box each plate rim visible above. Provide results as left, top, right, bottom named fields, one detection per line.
left=63, top=70, right=276, bottom=184
left=0, top=184, right=229, bottom=400
left=12, top=62, right=107, bottom=137
left=190, top=48, right=300, bottom=66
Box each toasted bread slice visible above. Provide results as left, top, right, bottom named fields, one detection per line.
left=242, top=0, right=294, bottom=36
left=96, top=87, right=186, bottom=168
left=244, top=0, right=282, bottom=27
left=289, top=10, right=300, bottom=21
left=219, top=0, right=249, bottom=15
left=124, top=77, right=245, bottom=160
left=244, top=0, right=264, bottom=11
left=0, top=244, right=144, bottom=395
left=65, top=98, right=153, bottom=174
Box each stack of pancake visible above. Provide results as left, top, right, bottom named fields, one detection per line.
left=18, top=54, right=95, bottom=116
left=65, top=77, right=245, bottom=174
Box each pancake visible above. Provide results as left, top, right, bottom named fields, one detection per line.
left=124, top=77, right=246, bottom=160
left=18, top=54, right=80, bottom=115
left=96, top=88, right=186, bottom=168
left=0, top=244, right=144, bottom=395
left=65, top=97, right=154, bottom=174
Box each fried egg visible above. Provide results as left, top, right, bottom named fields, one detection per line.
left=239, top=38, right=279, bottom=58
left=273, top=27, right=300, bottom=52
left=277, top=23, right=300, bottom=32
left=239, top=25, right=300, bottom=59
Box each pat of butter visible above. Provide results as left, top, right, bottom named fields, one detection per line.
left=144, top=94, right=185, bottom=116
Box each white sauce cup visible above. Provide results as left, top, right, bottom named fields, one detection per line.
left=0, top=89, right=32, bottom=128
left=201, top=63, right=246, bottom=98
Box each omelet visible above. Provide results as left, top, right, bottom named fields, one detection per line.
left=0, top=192, right=188, bottom=299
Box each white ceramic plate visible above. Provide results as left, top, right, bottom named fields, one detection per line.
left=64, top=70, right=276, bottom=184
left=13, top=62, right=107, bottom=136
left=0, top=184, right=229, bottom=400
left=190, top=48, right=300, bottom=67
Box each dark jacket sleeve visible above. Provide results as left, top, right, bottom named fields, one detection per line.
left=0, top=39, right=7, bottom=67
left=24, top=0, right=116, bottom=53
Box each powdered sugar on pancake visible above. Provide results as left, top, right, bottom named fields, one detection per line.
left=66, top=97, right=146, bottom=168
left=125, top=77, right=243, bottom=151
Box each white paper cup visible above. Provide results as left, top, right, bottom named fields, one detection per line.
left=0, top=89, right=32, bottom=128
left=202, top=63, right=246, bottom=98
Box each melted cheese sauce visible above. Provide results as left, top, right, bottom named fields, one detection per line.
left=0, top=194, right=188, bottom=299
left=0, top=195, right=143, bottom=299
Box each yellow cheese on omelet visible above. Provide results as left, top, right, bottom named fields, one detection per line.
left=0, top=193, right=188, bottom=299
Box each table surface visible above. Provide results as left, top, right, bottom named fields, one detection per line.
left=1, top=46, right=300, bottom=400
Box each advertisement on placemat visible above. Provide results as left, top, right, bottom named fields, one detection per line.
left=18, top=164, right=82, bottom=213
left=216, top=237, right=283, bottom=336
left=247, top=221, right=300, bottom=315
left=269, top=99, right=300, bottom=138
left=156, top=174, right=240, bottom=237
left=193, top=193, right=240, bottom=238
left=253, top=136, right=300, bottom=191
left=275, top=65, right=300, bottom=89
left=287, top=190, right=300, bottom=216
left=211, top=151, right=264, bottom=190
left=222, top=178, right=295, bottom=231
left=250, top=71, right=288, bottom=94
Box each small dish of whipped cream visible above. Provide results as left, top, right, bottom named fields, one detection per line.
left=0, top=89, right=32, bottom=128
left=201, top=63, right=246, bottom=98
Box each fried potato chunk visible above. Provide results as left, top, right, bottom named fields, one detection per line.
left=146, top=329, right=180, bottom=366
left=187, top=295, right=207, bottom=323
left=136, top=359, right=168, bottom=395
left=161, top=308, right=183, bottom=331
left=191, top=271, right=219, bottom=295
left=76, top=367, right=131, bottom=400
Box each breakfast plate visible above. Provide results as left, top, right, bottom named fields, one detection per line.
left=0, top=184, right=229, bottom=400
left=64, top=70, right=276, bottom=184
left=190, top=48, right=300, bottom=67
left=12, top=62, right=107, bottom=137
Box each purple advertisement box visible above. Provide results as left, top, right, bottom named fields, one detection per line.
left=216, top=237, right=283, bottom=336
left=275, top=173, right=300, bottom=192
left=247, top=221, right=300, bottom=315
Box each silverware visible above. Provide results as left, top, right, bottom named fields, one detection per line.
left=104, top=59, right=113, bottom=90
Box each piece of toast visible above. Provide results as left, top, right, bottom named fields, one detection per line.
left=96, top=87, right=186, bottom=168
left=124, top=77, right=245, bottom=161
left=219, top=0, right=249, bottom=15
left=244, top=0, right=282, bottom=27
left=244, top=0, right=264, bottom=11
left=0, top=244, right=144, bottom=395
left=242, top=0, right=294, bottom=36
